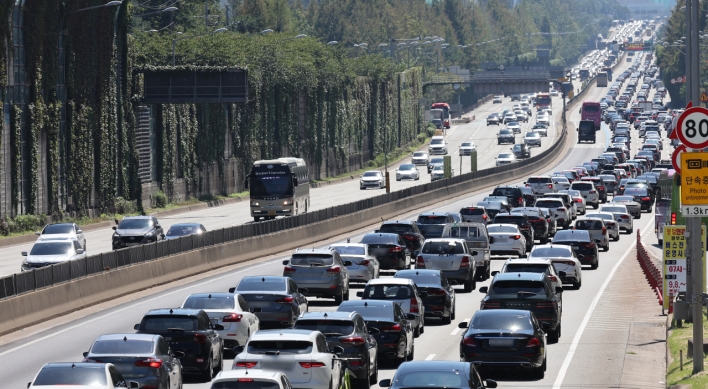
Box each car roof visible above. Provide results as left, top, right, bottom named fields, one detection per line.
left=396, top=360, right=471, bottom=373
left=418, top=212, right=449, bottom=216
left=95, top=333, right=160, bottom=342
left=169, top=223, right=202, bottom=227
left=395, top=269, right=441, bottom=277
left=493, top=272, right=546, bottom=282
left=293, top=248, right=334, bottom=256
left=299, top=311, right=358, bottom=320
left=145, top=308, right=202, bottom=316
left=122, top=215, right=153, bottom=220
left=504, top=258, right=553, bottom=265
left=531, top=244, right=571, bottom=251
left=367, top=278, right=414, bottom=286
left=250, top=329, right=319, bottom=341
left=424, top=238, right=467, bottom=243
left=214, top=370, right=284, bottom=381
left=382, top=220, right=416, bottom=225
left=44, top=223, right=76, bottom=228
left=186, top=292, right=235, bottom=299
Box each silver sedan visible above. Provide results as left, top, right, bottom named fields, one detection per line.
left=524, top=131, right=542, bottom=147
left=329, top=243, right=380, bottom=284
left=396, top=164, right=420, bottom=181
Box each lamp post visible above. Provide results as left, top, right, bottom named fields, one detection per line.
left=132, top=6, right=178, bottom=32
left=172, top=28, right=227, bottom=66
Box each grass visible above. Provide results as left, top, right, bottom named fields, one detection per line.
left=666, top=315, right=708, bottom=387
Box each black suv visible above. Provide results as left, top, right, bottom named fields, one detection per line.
left=519, top=187, right=537, bottom=206
left=552, top=230, right=599, bottom=269
left=491, top=186, right=525, bottom=208
left=376, top=220, right=425, bottom=256
left=511, top=143, right=531, bottom=159
left=134, top=308, right=224, bottom=381
left=492, top=213, right=534, bottom=251
left=360, top=233, right=410, bottom=270
left=294, top=311, right=379, bottom=387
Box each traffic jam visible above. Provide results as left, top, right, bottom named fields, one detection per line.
left=20, top=21, right=675, bottom=389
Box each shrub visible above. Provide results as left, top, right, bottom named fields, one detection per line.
left=153, top=191, right=168, bottom=208
left=114, top=197, right=138, bottom=214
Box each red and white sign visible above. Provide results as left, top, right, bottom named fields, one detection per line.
left=672, top=144, right=687, bottom=174
left=676, top=102, right=708, bottom=149
left=671, top=78, right=676, bottom=85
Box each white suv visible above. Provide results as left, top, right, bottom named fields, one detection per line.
left=428, top=136, right=448, bottom=155
left=525, top=176, right=556, bottom=195
left=534, top=198, right=571, bottom=229
left=569, top=181, right=600, bottom=209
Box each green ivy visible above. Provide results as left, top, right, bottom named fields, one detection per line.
left=10, top=105, right=21, bottom=215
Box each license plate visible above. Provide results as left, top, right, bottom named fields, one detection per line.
left=210, top=318, right=220, bottom=326
left=248, top=301, right=270, bottom=308
left=263, top=361, right=292, bottom=370
left=268, top=211, right=276, bottom=216
left=488, top=338, right=514, bottom=347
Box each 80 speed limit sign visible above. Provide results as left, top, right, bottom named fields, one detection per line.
left=676, top=105, right=708, bottom=149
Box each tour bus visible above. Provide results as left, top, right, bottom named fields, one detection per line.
left=580, top=101, right=602, bottom=130
left=431, top=102, right=451, bottom=129
left=245, top=158, right=310, bottom=222
left=535, top=93, right=552, bottom=111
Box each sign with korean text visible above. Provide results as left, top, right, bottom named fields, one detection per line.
left=662, top=225, right=706, bottom=310
left=680, top=152, right=708, bottom=206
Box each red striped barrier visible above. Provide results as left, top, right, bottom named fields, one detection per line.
left=636, top=229, right=663, bottom=306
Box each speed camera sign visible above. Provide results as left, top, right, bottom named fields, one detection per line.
left=676, top=105, right=708, bottom=149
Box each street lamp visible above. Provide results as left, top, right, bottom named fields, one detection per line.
left=172, top=27, right=227, bottom=65
left=132, top=6, right=178, bottom=33
left=68, top=0, right=122, bottom=13
left=327, top=41, right=338, bottom=45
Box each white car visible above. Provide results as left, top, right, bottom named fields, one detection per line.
left=360, top=171, right=385, bottom=190
left=528, top=244, right=583, bottom=289
left=181, top=293, right=260, bottom=350
left=493, top=95, right=503, bottom=103
left=574, top=217, right=611, bottom=250
left=495, top=152, right=516, bottom=167
left=611, top=195, right=642, bottom=218
left=21, top=238, right=87, bottom=272
left=213, top=370, right=293, bottom=389
left=411, top=151, right=429, bottom=166
left=36, top=223, right=86, bottom=250
left=507, top=121, right=522, bottom=134
left=499, top=257, right=565, bottom=296
left=487, top=224, right=526, bottom=257
left=535, top=198, right=571, bottom=229
left=536, top=115, right=550, bottom=126
left=28, top=362, right=139, bottom=389
left=585, top=212, right=621, bottom=241
left=428, top=136, right=448, bottom=155
left=514, top=109, right=529, bottom=122
left=551, top=176, right=571, bottom=191
left=233, top=329, right=344, bottom=389
left=459, top=141, right=476, bottom=156
left=396, top=164, right=420, bottom=181
left=431, top=165, right=453, bottom=181
left=569, top=181, right=600, bottom=209
left=560, top=189, right=586, bottom=215
left=524, top=131, right=542, bottom=147
left=599, top=204, right=634, bottom=233
left=525, top=176, right=556, bottom=195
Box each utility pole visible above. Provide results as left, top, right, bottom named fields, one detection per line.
left=205, top=0, right=208, bottom=32
left=685, top=0, right=694, bottom=320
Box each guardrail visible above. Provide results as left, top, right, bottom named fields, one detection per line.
left=636, top=229, right=664, bottom=308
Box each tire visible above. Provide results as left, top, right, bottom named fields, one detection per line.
left=334, top=288, right=344, bottom=305
left=397, top=342, right=408, bottom=366
left=591, top=258, right=599, bottom=270
left=419, top=321, right=425, bottom=335
left=612, top=235, right=619, bottom=242
left=369, top=361, right=378, bottom=385
left=572, top=280, right=582, bottom=290
left=463, top=277, right=475, bottom=293
left=548, top=325, right=560, bottom=344
left=201, top=355, right=214, bottom=382
left=413, top=325, right=420, bottom=338
left=253, top=217, right=261, bottom=222
left=407, top=344, right=415, bottom=361
left=451, top=302, right=456, bottom=320
left=355, top=366, right=371, bottom=389
left=532, top=357, right=547, bottom=378
left=343, top=286, right=350, bottom=301
left=603, top=245, right=610, bottom=252
left=213, top=352, right=223, bottom=375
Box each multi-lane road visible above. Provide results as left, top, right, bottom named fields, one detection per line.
left=0, top=52, right=670, bottom=389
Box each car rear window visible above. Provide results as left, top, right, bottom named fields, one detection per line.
left=42, top=224, right=74, bottom=234
left=33, top=365, right=107, bottom=386
left=237, top=278, right=287, bottom=292
left=290, top=254, right=334, bottom=266
left=470, top=312, right=532, bottom=330
left=571, top=183, right=593, bottom=190
left=183, top=295, right=235, bottom=310
left=490, top=280, right=546, bottom=295
left=417, top=215, right=449, bottom=225
left=293, top=320, right=355, bottom=336
left=90, top=339, right=155, bottom=355
left=553, top=230, right=591, bottom=241
left=422, top=241, right=465, bottom=254
left=379, top=224, right=414, bottom=234
left=505, top=264, right=550, bottom=274
left=494, top=216, right=526, bottom=225
left=530, top=247, right=572, bottom=257
left=212, top=381, right=281, bottom=389
left=487, top=225, right=518, bottom=234
left=395, top=274, right=441, bottom=286
left=446, top=226, right=480, bottom=239
left=624, top=188, right=648, bottom=196
left=331, top=246, right=365, bottom=255
left=337, top=304, right=394, bottom=320
left=247, top=341, right=313, bottom=354
left=492, top=188, right=520, bottom=196
left=362, top=284, right=414, bottom=299
left=394, top=371, right=467, bottom=388
left=142, top=316, right=199, bottom=331
left=535, top=200, right=563, bottom=208
left=360, top=234, right=398, bottom=244
left=460, top=207, right=485, bottom=215
left=575, top=220, right=603, bottom=230
left=528, top=177, right=551, bottom=184
left=601, top=207, right=626, bottom=213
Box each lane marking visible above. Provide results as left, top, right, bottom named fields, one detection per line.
left=425, top=354, right=436, bottom=360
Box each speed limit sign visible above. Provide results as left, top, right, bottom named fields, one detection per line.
left=676, top=105, right=708, bottom=149
left=672, top=144, right=687, bottom=174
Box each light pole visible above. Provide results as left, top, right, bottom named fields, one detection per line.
left=132, top=6, right=178, bottom=32
left=172, top=28, right=227, bottom=66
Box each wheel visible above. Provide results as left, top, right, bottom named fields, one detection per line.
left=369, top=360, right=378, bottom=385
left=355, top=365, right=371, bottom=389
left=407, top=344, right=415, bottom=361
left=413, top=325, right=420, bottom=338
left=532, top=357, right=547, bottom=378
left=419, top=321, right=425, bottom=335
left=603, top=245, right=610, bottom=252
left=591, top=258, right=599, bottom=270
left=463, top=277, right=475, bottom=293
left=201, top=355, right=214, bottom=382
left=450, top=301, right=456, bottom=321
left=572, top=279, right=581, bottom=290
left=213, top=351, right=223, bottom=374
left=343, top=286, right=350, bottom=301
left=396, top=342, right=408, bottom=366
left=548, top=325, right=560, bottom=344
left=253, top=216, right=261, bottom=222
left=612, top=235, right=619, bottom=242
left=334, top=288, right=344, bottom=304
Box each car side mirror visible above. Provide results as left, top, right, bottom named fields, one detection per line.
left=541, top=322, right=551, bottom=332
left=155, top=224, right=162, bottom=230
left=233, top=346, right=245, bottom=355
left=282, top=260, right=290, bottom=265
left=491, top=271, right=499, bottom=276
left=27, top=383, right=31, bottom=389
left=213, top=324, right=225, bottom=331
left=343, top=261, right=353, bottom=267
left=77, top=229, right=83, bottom=234
left=485, top=379, right=498, bottom=388
left=83, top=352, right=89, bottom=358
left=406, top=313, right=416, bottom=320
left=134, top=324, right=140, bottom=330
left=129, top=381, right=140, bottom=389
left=228, top=287, right=236, bottom=293
left=356, top=291, right=364, bottom=297
left=35, top=231, right=41, bottom=236
left=379, top=379, right=392, bottom=387
left=419, top=291, right=428, bottom=297
left=458, top=321, right=468, bottom=329
left=21, top=251, right=27, bottom=256
left=479, top=286, right=489, bottom=294
left=374, top=230, right=380, bottom=233
left=76, top=249, right=85, bottom=255
left=332, top=346, right=344, bottom=355
left=559, top=271, right=567, bottom=278
left=368, top=327, right=380, bottom=334
left=112, top=226, right=117, bottom=230
left=250, top=307, right=262, bottom=313
left=555, top=287, right=564, bottom=294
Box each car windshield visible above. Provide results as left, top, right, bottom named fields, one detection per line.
left=33, top=365, right=108, bottom=386
left=498, top=153, right=513, bottom=159
left=490, top=280, right=546, bottom=295
left=399, top=164, right=415, bottom=171
left=41, top=224, right=74, bottom=234
left=247, top=341, right=313, bottom=354
left=469, top=312, right=532, bottom=330
left=90, top=339, right=155, bottom=355
left=212, top=381, right=280, bottom=389
left=118, top=218, right=152, bottom=230
left=166, top=225, right=202, bottom=237
left=363, top=172, right=381, bottom=177
left=290, top=254, right=334, bottom=266
left=500, top=130, right=512, bottom=135
left=461, top=142, right=473, bottom=147
left=430, top=139, right=443, bottom=145
left=413, top=152, right=425, bottom=157
left=392, top=371, right=467, bottom=388
left=530, top=246, right=572, bottom=257
left=526, top=132, right=539, bottom=137
left=141, top=316, right=199, bottom=331
left=294, top=320, right=355, bottom=336
left=30, top=242, right=73, bottom=255
left=331, top=246, right=365, bottom=255
left=430, top=158, right=444, bottom=164
left=237, top=278, right=287, bottom=292
left=614, top=196, right=635, bottom=202
left=363, top=284, right=414, bottom=299
left=422, top=241, right=465, bottom=254
left=182, top=295, right=235, bottom=310
left=488, top=225, right=519, bottom=234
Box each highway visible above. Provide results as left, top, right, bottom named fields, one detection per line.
left=0, top=53, right=667, bottom=389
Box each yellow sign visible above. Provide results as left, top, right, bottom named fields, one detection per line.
left=680, top=152, right=708, bottom=205
left=662, top=225, right=707, bottom=310
left=702, top=92, right=708, bottom=102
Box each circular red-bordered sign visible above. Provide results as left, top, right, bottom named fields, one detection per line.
left=675, top=105, right=708, bottom=149
left=672, top=144, right=688, bottom=174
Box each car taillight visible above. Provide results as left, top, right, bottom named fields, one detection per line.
left=482, top=214, right=488, bottom=220
left=327, top=266, right=341, bottom=273
left=621, top=215, right=629, bottom=219
left=598, top=186, right=605, bottom=191
left=518, top=197, right=523, bottom=203
left=416, top=255, right=425, bottom=268
left=463, top=337, right=477, bottom=346
left=300, top=362, right=326, bottom=368
left=223, top=313, right=242, bottom=322
left=548, top=184, right=553, bottom=189
left=276, top=296, right=294, bottom=303
left=238, top=379, right=255, bottom=382
left=194, top=334, right=207, bottom=344
left=460, top=256, right=471, bottom=268
left=671, top=212, right=677, bottom=225
left=284, top=266, right=296, bottom=274
left=410, top=298, right=419, bottom=313
left=482, top=301, right=501, bottom=309
left=381, top=324, right=402, bottom=332
left=340, top=336, right=365, bottom=346
left=581, top=242, right=595, bottom=249
left=511, top=235, right=521, bottom=240
left=554, top=260, right=576, bottom=266
left=356, top=260, right=370, bottom=266
left=236, top=361, right=258, bottom=368
left=642, top=197, right=651, bottom=201
left=526, top=337, right=541, bottom=347
left=589, top=190, right=597, bottom=194
left=135, top=358, right=163, bottom=369
left=389, top=246, right=403, bottom=253
left=428, top=288, right=446, bottom=296
left=601, top=227, right=607, bottom=235
left=526, top=184, right=531, bottom=187
left=547, top=218, right=552, bottom=223
left=536, top=301, right=557, bottom=309
left=548, top=275, right=558, bottom=283
left=83, top=358, right=103, bottom=363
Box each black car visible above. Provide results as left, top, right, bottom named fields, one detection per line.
left=294, top=311, right=379, bottom=387
left=376, top=220, right=425, bottom=258
left=360, top=233, right=410, bottom=270
left=491, top=186, right=525, bottom=208
left=112, top=216, right=165, bottom=250
left=337, top=300, right=416, bottom=364
left=497, top=129, right=515, bottom=144
left=493, top=213, right=534, bottom=250
left=228, top=276, right=308, bottom=328
left=379, top=361, right=496, bottom=389
left=511, top=144, right=531, bottom=159
left=623, top=187, right=654, bottom=212
left=512, top=207, right=550, bottom=243
left=478, top=272, right=562, bottom=343
left=519, top=187, right=537, bottom=207
left=134, top=308, right=224, bottom=381
left=459, top=309, right=547, bottom=378
left=581, top=177, right=608, bottom=202
left=552, top=230, right=599, bottom=269
left=416, top=212, right=455, bottom=240
left=394, top=269, right=456, bottom=324
left=487, top=113, right=500, bottom=126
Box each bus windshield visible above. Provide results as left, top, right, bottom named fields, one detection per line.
left=536, top=94, right=551, bottom=107
left=250, top=168, right=293, bottom=197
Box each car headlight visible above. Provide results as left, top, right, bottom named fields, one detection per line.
left=112, top=233, right=120, bottom=239
left=283, top=198, right=293, bottom=206
left=250, top=200, right=260, bottom=206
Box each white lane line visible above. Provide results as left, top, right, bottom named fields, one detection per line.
left=425, top=354, right=436, bottom=360
left=551, top=227, right=639, bottom=389
left=0, top=259, right=277, bottom=357
left=450, top=317, right=471, bottom=335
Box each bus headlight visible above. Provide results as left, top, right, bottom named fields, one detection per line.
left=250, top=200, right=260, bottom=207
left=283, top=198, right=293, bottom=206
